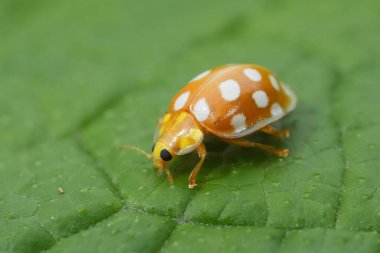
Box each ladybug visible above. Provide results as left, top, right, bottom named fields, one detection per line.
left=120, top=64, right=297, bottom=188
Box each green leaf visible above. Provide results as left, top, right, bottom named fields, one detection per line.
left=1, top=0, right=380, bottom=252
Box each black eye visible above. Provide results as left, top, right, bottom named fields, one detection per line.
left=152, top=143, right=156, bottom=152
left=160, top=149, right=172, bottom=161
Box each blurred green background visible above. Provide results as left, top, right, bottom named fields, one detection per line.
left=1, top=0, right=380, bottom=252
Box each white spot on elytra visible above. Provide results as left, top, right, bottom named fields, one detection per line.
left=191, top=70, right=210, bottom=82
left=193, top=98, right=210, bottom=122
left=271, top=103, right=283, bottom=116
left=282, top=83, right=293, bottom=97
left=174, top=91, right=190, bottom=111
left=218, top=79, right=241, bottom=101
left=252, top=90, right=269, bottom=108
left=269, top=75, right=280, bottom=91
left=231, top=113, right=247, bottom=133
left=225, top=105, right=239, bottom=118
left=244, top=68, right=262, bottom=82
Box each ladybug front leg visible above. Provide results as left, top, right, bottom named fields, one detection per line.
left=260, top=125, right=290, bottom=138
left=164, top=168, right=174, bottom=184
left=219, top=138, right=289, bottom=157
left=188, top=143, right=207, bottom=189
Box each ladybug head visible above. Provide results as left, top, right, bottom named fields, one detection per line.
left=152, top=141, right=174, bottom=172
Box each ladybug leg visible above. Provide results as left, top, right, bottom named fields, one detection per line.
left=260, top=125, right=290, bottom=138
left=165, top=168, right=174, bottom=184
left=188, top=143, right=207, bottom=189
left=219, top=138, right=289, bottom=157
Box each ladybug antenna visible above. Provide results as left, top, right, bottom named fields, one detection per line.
left=117, top=145, right=153, bottom=160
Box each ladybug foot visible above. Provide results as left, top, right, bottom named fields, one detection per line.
left=280, top=129, right=290, bottom=138
left=188, top=181, right=198, bottom=189
left=277, top=149, right=289, bottom=157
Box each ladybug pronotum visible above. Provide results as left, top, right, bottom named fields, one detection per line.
left=120, top=64, right=297, bottom=188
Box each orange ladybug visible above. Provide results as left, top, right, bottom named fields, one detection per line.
left=120, top=64, right=297, bottom=188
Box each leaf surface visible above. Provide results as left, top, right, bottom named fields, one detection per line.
left=1, top=0, right=380, bottom=252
